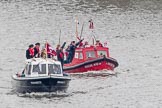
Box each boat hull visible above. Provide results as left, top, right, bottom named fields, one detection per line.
left=63, top=57, right=118, bottom=74
left=12, top=75, right=71, bottom=93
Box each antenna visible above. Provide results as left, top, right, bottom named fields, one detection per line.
left=75, top=17, right=79, bottom=39
left=80, top=22, right=84, bottom=39
left=59, top=29, right=61, bottom=44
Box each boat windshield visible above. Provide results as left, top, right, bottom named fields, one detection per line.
left=97, top=50, right=107, bottom=57
left=32, top=64, right=46, bottom=74
left=25, top=64, right=32, bottom=75
left=48, top=64, right=62, bottom=74
left=27, top=65, right=32, bottom=75
left=86, top=51, right=96, bottom=59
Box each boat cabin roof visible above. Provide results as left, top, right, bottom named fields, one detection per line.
left=23, top=58, right=63, bottom=77
left=25, top=58, right=60, bottom=65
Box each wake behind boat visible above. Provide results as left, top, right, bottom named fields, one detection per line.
left=12, top=58, right=71, bottom=93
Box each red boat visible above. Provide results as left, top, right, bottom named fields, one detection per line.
left=63, top=45, right=118, bottom=74
left=62, top=18, right=118, bottom=74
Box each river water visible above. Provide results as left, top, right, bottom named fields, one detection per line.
left=0, top=0, right=162, bottom=108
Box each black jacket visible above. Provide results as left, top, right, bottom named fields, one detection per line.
left=26, top=49, right=32, bottom=59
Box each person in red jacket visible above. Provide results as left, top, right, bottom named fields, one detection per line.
left=26, top=44, right=34, bottom=59
left=34, top=42, right=40, bottom=58
left=56, top=42, right=66, bottom=68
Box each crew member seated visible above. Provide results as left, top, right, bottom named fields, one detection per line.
left=95, top=40, right=103, bottom=47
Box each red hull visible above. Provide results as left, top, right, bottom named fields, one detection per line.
left=63, top=45, right=118, bottom=74
left=63, top=57, right=118, bottom=74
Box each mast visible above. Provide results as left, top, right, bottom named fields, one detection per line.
left=59, top=29, right=61, bottom=44
left=45, top=40, right=48, bottom=59
left=75, top=17, right=79, bottom=40
left=80, top=22, right=84, bottom=39
left=89, top=19, right=96, bottom=45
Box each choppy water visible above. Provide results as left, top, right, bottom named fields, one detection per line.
left=0, top=0, right=162, bottom=108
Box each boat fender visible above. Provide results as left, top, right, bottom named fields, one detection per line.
left=21, top=74, right=25, bottom=77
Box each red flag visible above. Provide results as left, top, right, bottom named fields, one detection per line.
left=104, top=41, right=108, bottom=47
left=46, top=43, right=57, bottom=56
left=89, top=19, right=94, bottom=29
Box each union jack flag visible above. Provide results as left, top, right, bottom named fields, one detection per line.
left=46, top=43, right=57, bottom=56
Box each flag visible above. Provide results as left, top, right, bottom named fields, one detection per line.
left=104, top=41, right=108, bottom=47
left=89, top=19, right=94, bottom=29
left=46, top=43, right=57, bottom=56
left=75, top=17, right=79, bottom=38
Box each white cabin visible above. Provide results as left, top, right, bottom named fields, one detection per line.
left=23, top=58, right=63, bottom=77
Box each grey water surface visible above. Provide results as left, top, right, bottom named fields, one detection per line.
left=0, top=0, right=162, bottom=108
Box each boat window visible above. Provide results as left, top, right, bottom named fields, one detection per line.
left=86, top=51, right=96, bottom=59
left=79, top=53, right=83, bottom=59
left=25, top=65, right=31, bottom=75
left=27, top=65, right=31, bottom=75
left=75, top=52, right=83, bottom=59
left=32, top=64, right=46, bottom=74
left=39, top=64, right=46, bottom=74
left=33, top=65, right=41, bottom=73
left=25, top=65, right=27, bottom=71
left=48, top=64, right=61, bottom=74
left=48, top=64, right=54, bottom=74
left=75, top=53, right=79, bottom=58
left=97, top=51, right=107, bottom=57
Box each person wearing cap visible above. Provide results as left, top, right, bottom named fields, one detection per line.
left=34, top=42, right=40, bottom=58
left=26, top=44, right=34, bottom=59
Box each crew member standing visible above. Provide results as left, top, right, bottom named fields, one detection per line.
left=26, top=44, right=34, bottom=59
left=34, top=42, right=40, bottom=58
left=66, top=39, right=84, bottom=63
left=56, top=42, right=66, bottom=68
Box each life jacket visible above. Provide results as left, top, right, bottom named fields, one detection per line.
left=79, top=42, right=83, bottom=47
left=29, top=48, right=34, bottom=57
left=59, top=52, right=64, bottom=59
left=65, top=51, right=68, bottom=57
